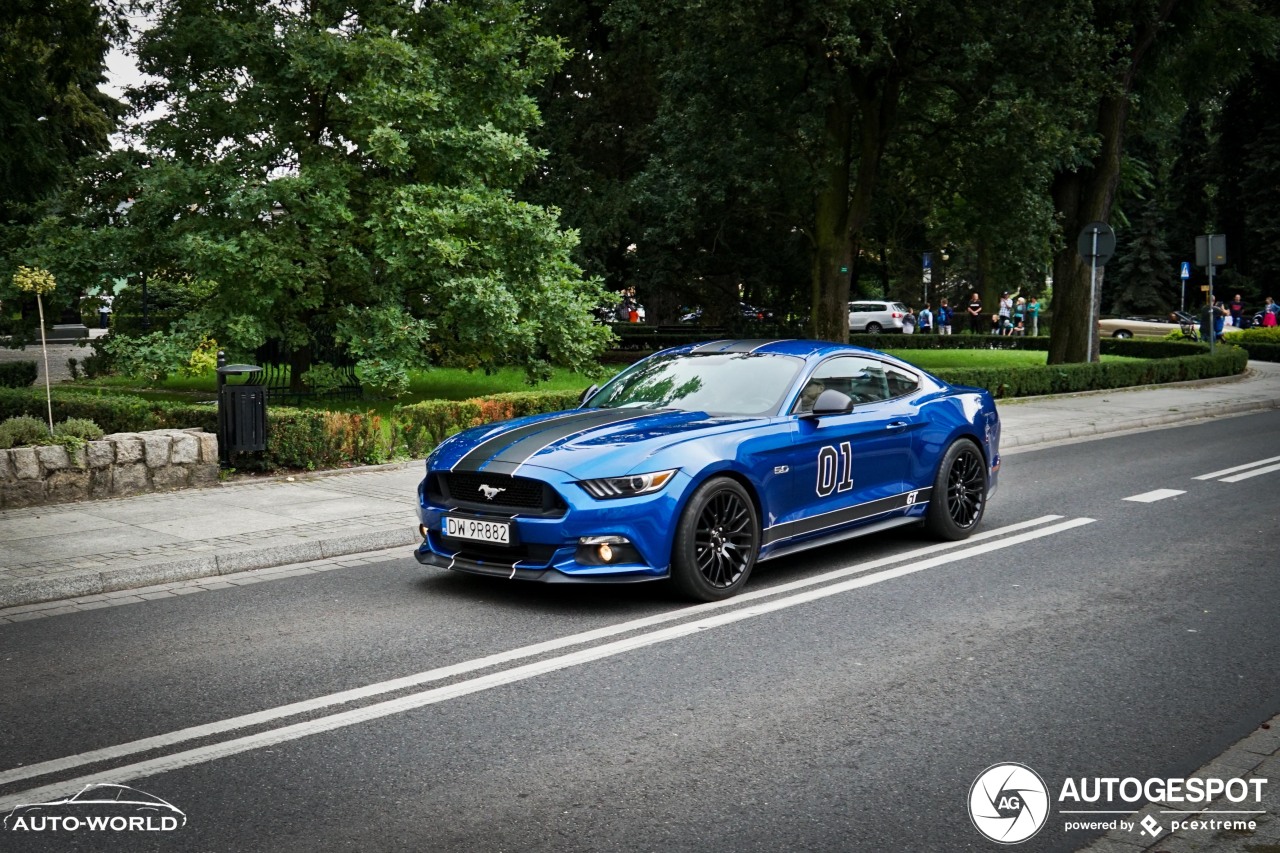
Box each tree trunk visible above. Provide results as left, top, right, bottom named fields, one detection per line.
left=1047, top=92, right=1130, bottom=364
left=808, top=69, right=897, bottom=343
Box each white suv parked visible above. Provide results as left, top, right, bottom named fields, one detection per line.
left=848, top=300, right=907, bottom=333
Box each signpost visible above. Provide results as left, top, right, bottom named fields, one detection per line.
left=1195, top=234, right=1226, bottom=353
left=1180, top=261, right=1190, bottom=313
left=1077, top=221, right=1116, bottom=363
left=922, top=253, right=933, bottom=303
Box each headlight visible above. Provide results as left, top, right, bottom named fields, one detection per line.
left=578, top=469, right=677, bottom=500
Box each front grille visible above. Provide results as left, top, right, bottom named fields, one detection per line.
left=429, top=472, right=566, bottom=516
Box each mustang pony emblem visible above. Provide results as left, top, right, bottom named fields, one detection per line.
left=477, top=484, right=506, bottom=501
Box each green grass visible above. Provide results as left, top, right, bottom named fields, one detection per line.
left=894, top=350, right=1145, bottom=370
left=60, top=364, right=615, bottom=408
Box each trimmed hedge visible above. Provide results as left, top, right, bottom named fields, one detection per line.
left=394, top=389, right=582, bottom=458
left=0, top=361, right=38, bottom=388
left=262, top=408, right=391, bottom=470
left=0, top=387, right=217, bottom=434
left=932, top=347, right=1248, bottom=398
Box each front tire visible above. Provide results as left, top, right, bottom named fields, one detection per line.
left=671, top=477, right=760, bottom=601
left=925, top=438, right=987, bottom=540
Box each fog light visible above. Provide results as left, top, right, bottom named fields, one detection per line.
left=419, top=523, right=428, bottom=538
left=577, top=535, right=637, bottom=567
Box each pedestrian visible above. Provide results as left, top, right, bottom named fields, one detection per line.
left=918, top=302, right=934, bottom=333
left=966, top=292, right=983, bottom=334
left=98, top=294, right=113, bottom=330
left=1013, top=296, right=1026, bottom=330
left=937, top=298, right=953, bottom=335
left=1213, top=297, right=1228, bottom=342
left=902, top=306, right=916, bottom=334
left=1263, top=296, right=1278, bottom=327
left=1028, top=297, right=1041, bottom=336
left=1230, top=294, right=1244, bottom=329
left=626, top=286, right=640, bottom=323
left=1011, top=318, right=1026, bottom=336
left=997, top=289, right=1017, bottom=331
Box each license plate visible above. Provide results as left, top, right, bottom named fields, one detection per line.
left=444, top=516, right=511, bottom=546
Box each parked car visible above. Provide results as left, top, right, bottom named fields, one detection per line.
left=679, top=303, right=774, bottom=324
left=1097, top=315, right=1184, bottom=339
left=848, top=300, right=907, bottom=333
left=414, top=339, right=1000, bottom=601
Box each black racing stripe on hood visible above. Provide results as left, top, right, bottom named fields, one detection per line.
left=452, top=408, right=650, bottom=472
left=483, top=409, right=660, bottom=472
left=452, top=409, right=595, bottom=472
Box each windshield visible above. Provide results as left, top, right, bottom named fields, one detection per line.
left=586, top=353, right=804, bottom=416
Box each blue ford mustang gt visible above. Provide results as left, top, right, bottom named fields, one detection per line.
left=415, top=339, right=1000, bottom=600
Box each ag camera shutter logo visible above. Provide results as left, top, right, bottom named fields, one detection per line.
left=969, top=763, right=1050, bottom=844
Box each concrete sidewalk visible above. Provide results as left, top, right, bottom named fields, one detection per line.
left=1, top=360, right=1277, bottom=611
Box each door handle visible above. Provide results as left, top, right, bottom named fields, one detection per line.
left=886, top=421, right=909, bottom=431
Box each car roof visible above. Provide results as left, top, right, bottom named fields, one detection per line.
left=657, top=338, right=911, bottom=364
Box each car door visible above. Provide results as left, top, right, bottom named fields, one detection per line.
left=767, top=355, right=924, bottom=548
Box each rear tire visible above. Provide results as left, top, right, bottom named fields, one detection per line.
left=1112, top=330, right=1133, bottom=339
left=866, top=322, right=883, bottom=334
left=925, top=438, right=987, bottom=540
left=671, top=477, right=759, bottom=601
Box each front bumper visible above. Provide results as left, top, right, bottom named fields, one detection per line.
left=414, top=465, right=684, bottom=583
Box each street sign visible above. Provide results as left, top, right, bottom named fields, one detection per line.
left=923, top=252, right=933, bottom=270
left=1195, top=235, right=1226, bottom=267
left=1077, top=221, right=1116, bottom=265
left=1181, top=262, right=1191, bottom=280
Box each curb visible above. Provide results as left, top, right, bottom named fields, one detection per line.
left=0, top=527, right=418, bottom=609
left=1001, top=396, right=1280, bottom=449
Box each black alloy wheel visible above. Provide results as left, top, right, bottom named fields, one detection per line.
left=672, top=477, right=759, bottom=601
left=925, top=438, right=987, bottom=540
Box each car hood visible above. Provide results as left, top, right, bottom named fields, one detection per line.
left=430, top=407, right=762, bottom=478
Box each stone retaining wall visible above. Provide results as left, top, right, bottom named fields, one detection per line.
left=0, top=429, right=219, bottom=508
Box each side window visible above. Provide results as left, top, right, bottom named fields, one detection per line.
left=791, top=356, right=920, bottom=413
left=883, top=364, right=920, bottom=398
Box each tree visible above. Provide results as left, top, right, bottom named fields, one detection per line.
left=84, top=0, right=608, bottom=395
left=1046, top=0, right=1279, bottom=364
left=0, top=0, right=124, bottom=333
left=535, top=0, right=1103, bottom=341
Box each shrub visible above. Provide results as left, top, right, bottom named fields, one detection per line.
left=248, top=407, right=393, bottom=470
left=0, top=387, right=217, bottom=434
left=0, top=415, right=51, bottom=449
left=394, top=389, right=582, bottom=457
left=53, top=417, right=105, bottom=441
left=0, top=361, right=38, bottom=388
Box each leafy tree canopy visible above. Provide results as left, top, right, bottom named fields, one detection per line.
left=51, top=0, right=610, bottom=394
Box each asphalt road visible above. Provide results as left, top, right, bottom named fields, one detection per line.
left=2, top=411, right=1278, bottom=852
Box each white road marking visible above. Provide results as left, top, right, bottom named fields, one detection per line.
left=0, top=514, right=1065, bottom=789
left=1220, top=462, right=1280, bottom=483
left=1124, top=489, right=1186, bottom=503
left=0, top=516, right=1093, bottom=810
left=1193, top=455, right=1280, bottom=481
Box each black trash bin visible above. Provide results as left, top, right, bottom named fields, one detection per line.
left=216, top=359, right=266, bottom=468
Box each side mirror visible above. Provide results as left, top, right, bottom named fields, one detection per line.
left=579, top=384, right=599, bottom=407
left=810, top=389, right=854, bottom=417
